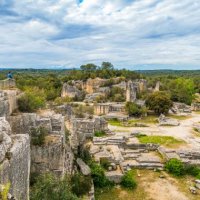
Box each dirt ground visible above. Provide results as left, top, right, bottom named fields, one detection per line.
left=95, top=170, right=199, bottom=200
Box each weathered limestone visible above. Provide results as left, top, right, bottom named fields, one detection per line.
left=126, top=80, right=137, bottom=102
left=0, top=117, right=30, bottom=200
left=171, top=102, right=192, bottom=114
left=0, top=79, right=16, bottom=90
left=84, top=78, right=107, bottom=94
left=0, top=90, right=19, bottom=117
left=77, top=158, right=91, bottom=176
left=84, top=93, right=103, bottom=103
left=158, top=114, right=180, bottom=126
left=61, top=83, right=83, bottom=98
left=8, top=112, right=74, bottom=176
left=69, top=116, right=108, bottom=150
left=192, top=102, right=200, bottom=111
left=158, top=147, right=200, bottom=166
left=154, top=81, right=160, bottom=92
left=94, top=103, right=125, bottom=115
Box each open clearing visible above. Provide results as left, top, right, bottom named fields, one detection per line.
left=108, top=112, right=200, bottom=149
left=95, top=170, right=199, bottom=200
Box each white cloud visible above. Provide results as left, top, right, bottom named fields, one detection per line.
left=0, top=0, right=200, bottom=69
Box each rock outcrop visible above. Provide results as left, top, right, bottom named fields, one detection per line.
left=8, top=112, right=74, bottom=176
left=61, top=83, right=83, bottom=98
left=0, top=117, right=30, bottom=200
left=0, top=90, right=19, bottom=117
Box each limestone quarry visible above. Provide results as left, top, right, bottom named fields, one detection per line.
left=1, top=77, right=200, bottom=200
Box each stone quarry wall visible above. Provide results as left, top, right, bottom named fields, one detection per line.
left=61, top=83, right=82, bottom=98
left=69, top=117, right=108, bottom=150
left=0, top=117, right=30, bottom=200
left=8, top=112, right=74, bottom=176
left=0, top=90, right=19, bottom=117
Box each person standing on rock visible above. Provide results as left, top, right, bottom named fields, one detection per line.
left=7, top=71, right=13, bottom=79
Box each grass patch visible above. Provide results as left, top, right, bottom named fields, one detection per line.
left=137, top=135, right=185, bottom=148
left=168, top=114, right=191, bottom=120
left=108, top=119, right=123, bottom=127
left=94, top=130, right=106, bottom=137
left=128, top=115, right=158, bottom=124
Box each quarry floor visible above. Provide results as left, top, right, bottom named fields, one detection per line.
left=95, top=170, right=199, bottom=200
left=109, top=112, right=200, bottom=149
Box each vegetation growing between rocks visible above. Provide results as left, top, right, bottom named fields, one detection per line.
left=71, top=173, right=92, bottom=197
left=165, top=158, right=200, bottom=178
left=30, top=173, right=79, bottom=200
left=121, top=171, right=137, bottom=189
left=94, top=130, right=106, bottom=137
left=30, top=127, right=48, bottom=146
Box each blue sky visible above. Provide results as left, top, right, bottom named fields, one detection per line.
left=0, top=0, right=200, bottom=69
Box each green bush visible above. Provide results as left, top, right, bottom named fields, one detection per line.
left=125, top=102, right=147, bottom=117
left=100, top=158, right=110, bottom=170
left=30, top=127, right=48, bottom=146
left=121, top=171, right=137, bottom=189
left=77, top=146, right=92, bottom=164
left=71, top=173, right=91, bottom=197
left=165, top=158, right=185, bottom=176
left=94, top=130, right=106, bottom=137
left=30, top=173, right=79, bottom=200
left=90, top=163, right=113, bottom=188
left=18, top=89, right=45, bottom=112
left=184, top=165, right=200, bottom=177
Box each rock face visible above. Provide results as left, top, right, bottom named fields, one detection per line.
left=61, top=83, right=83, bottom=98
left=171, top=102, right=192, bottom=114
left=158, top=114, right=180, bottom=126
left=69, top=116, right=108, bottom=150
left=192, top=102, right=200, bottom=111
left=8, top=112, right=74, bottom=176
left=0, top=90, right=19, bottom=117
left=0, top=117, right=30, bottom=200
left=126, top=80, right=137, bottom=102
left=77, top=158, right=91, bottom=176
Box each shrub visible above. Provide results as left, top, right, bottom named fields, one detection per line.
left=77, top=146, right=92, bottom=164
left=0, top=183, right=10, bottom=200
left=71, top=173, right=91, bottom=197
left=30, top=173, right=79, bottom=200
left=184, top=165, right=200, bottom=177
left=125, top=102, right=146, bottom=117
left=121, top=171, right=137, bottom=189
left=90, top=163, right=113, bottom=188
left=94, top=130, right=106, bottom=137
left=30, top=127, right=48, bottom=146
left=165, top=158, right=185, bottom=176
left=100, top=158, right=110, bottom=170
left=18, top=89, right=45, bottom=112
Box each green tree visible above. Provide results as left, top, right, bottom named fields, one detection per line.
left=80, top=63, right=97, bottom=71
left=146, top=91, right=173, bottom=114
left=101, top=62, right=114, bottom=70
left=169, top=78, right=195, bottom=105
left=125, top=102, right=146, bottom=116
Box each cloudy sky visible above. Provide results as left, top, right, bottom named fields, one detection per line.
left=0, top=0, right=200, bottom=69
